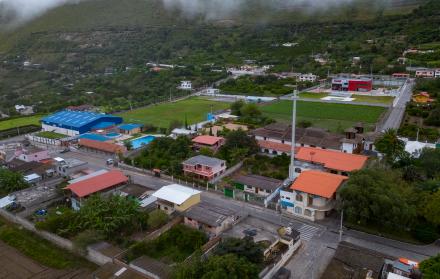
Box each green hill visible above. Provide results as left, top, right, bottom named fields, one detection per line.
left=0, top=0, right=437, bottom=115
left=0, top=0, right=427, bottom=52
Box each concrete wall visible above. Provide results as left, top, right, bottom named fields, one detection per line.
left=0, top=209, right=111, bottom=266
left=42, top=123, right=79, bottom=136
left=176, top=193, right=201, bottom=212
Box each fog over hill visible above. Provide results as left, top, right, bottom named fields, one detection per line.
left=0, top=0, right=417, bottom=27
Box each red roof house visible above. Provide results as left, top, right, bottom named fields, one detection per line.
left=295, top=147, right=368, bottom=174
left=78, top=138, right=127, bottom=155
left=290, top=170, right=348, bottom=199
left=192, top=135, right=225, bottom=151
left=64, top=170, right=129, bottom=210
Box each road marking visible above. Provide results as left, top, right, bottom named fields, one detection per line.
left=297, top=224, right=320, bottom=241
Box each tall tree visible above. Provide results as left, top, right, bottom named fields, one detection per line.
left=339, top=167, right=417, bottom=229
left=420, top=254, right=440, bottom=279
left=0, top=168, right=29, bottom=195
left=375, top=129, right=405, bottom=162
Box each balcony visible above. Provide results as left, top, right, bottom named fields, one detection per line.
left=184, top=166, right=214, bottom=177
left=306, top=200, right=336, bottom=211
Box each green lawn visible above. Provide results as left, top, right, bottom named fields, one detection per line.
left=117, top=97, right=230, bottom=129
left=0, top=218, right=94, bottom=269
left=0, top=115, right=42, bottom=131
left=351, top=95, right=395, bottom=104
left=35, top=131, right=66, bottom=139
left=299, top=92, right=329, bottom=99
left=261, top=100, right=386, bottom=132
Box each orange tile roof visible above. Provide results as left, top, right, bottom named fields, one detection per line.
left=64, top=170, right=129, bottom=198
left=291, top=170, right=348, bottom=198
left=192, top=135, right=224, bottom=146
left=257, top=140, right=293, bottom=153
left=296, top=147, right=368, bottom=172
left=78, top=138, right=126, bottom=154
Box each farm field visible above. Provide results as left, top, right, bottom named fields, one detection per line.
left=117, top=97, right=230, bottom=129
left=0, top=218, right=94, bottom=277
left=261, top=100, right=387, bottom=132
left=0, top=115, right=42, bottom=131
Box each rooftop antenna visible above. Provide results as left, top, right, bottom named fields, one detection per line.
left=288, top=87, right=298, bottom=180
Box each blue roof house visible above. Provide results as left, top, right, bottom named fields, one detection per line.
left=118, top=123, right=143, bottom=135
left=42, top=110, right=123, bottom=136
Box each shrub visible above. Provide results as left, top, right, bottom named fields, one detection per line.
left=147, top=209, right=169, bottom=230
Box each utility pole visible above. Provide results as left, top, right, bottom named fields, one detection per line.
left=288, top=88, right=298, bottom=180
left=339, top=209, right=344, bottom=242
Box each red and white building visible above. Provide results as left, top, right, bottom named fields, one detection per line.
left=392, top=73, right=410, bottom=78
left=415, top=69, right=436, bottom=78
left=331, top=78, right=373, bottom=92
left=182, top=155, right=226, bottom=181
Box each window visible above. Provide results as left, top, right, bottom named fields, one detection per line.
left=164, top=206, right=168, bottom=210
left=308, top=196, right=313, bottom=205
left=187, top=218, right=192, bottom=221
left=304, top=209, right=312, bottom=217
left=281, top=140, right=285, bottom=144
left=295, top=168, right=302, bottom=173
left=285, top=197, right=291, bottom=200
left=266, top=189, right=271, bottom=193
left=296, top=194, right=303, bottom=202
left=294, top=207, right=302, bottom=214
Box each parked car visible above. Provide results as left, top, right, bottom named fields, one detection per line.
left=106, top=158, right=114, bottom=165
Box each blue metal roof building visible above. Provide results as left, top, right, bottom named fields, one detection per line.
left=42, top=110, right=123, bottom=135
left=118, top=123, right=143, bottom=131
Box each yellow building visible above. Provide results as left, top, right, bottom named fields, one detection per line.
left=152, top=184, right=201, bottom=215
left=412, top=92, right=434, bottom=104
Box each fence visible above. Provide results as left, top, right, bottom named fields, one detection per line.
left=210, top=161, right=243, bottom=184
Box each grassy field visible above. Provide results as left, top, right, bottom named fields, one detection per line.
left=0, top=115, right=42, bottom=131
left=299, top=92, right=394, bottom=104
left=0, top=218, right=93, bottom=269
left=261, top=100, right=386, bottom=132
left=35, top=131, right=66, bottom=139
left=351, top=95, right=395, bottom=104
left=117, top=98, right=230, bottom=129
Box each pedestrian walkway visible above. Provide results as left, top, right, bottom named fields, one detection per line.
left=297, top=224, right=321, bottom=241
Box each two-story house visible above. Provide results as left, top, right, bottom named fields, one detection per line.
left=182, top=155, right=226, bottom=181
left=192, top=135, right=225, bottom=152
left=152, top=184, right=201, bottom=215
left=280, top=170, right=348, bottom=221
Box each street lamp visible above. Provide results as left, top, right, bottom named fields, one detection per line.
left=288, top=88, right=298, bottom=180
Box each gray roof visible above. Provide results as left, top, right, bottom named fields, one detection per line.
left=184, top=202, right=236, bottom=227
left=234, top=174, right=282, bottom=191
left=251, top=124, right=344, bottom=150
left=183, top=155, right=225, bottom=167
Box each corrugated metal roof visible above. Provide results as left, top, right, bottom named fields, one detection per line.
left=183, top=155, right=225, bottom=167
left=152, top=184, right=201, bottom=205
left=64, top=170, right=128, bottom=198
left=42, top=110, right=121, bottom=129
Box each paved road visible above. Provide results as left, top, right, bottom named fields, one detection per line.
left=378, top=79, right=414, bottom=131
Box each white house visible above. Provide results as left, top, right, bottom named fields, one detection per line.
left=299, top=73, right=317, bottom=82
left=416, top=69, right=435, bottom=78
left=280, top=171, right=347, bottom=221
left=152, top=184, right=201, bottom=215
left=179, top=81, right=192, bottom=90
